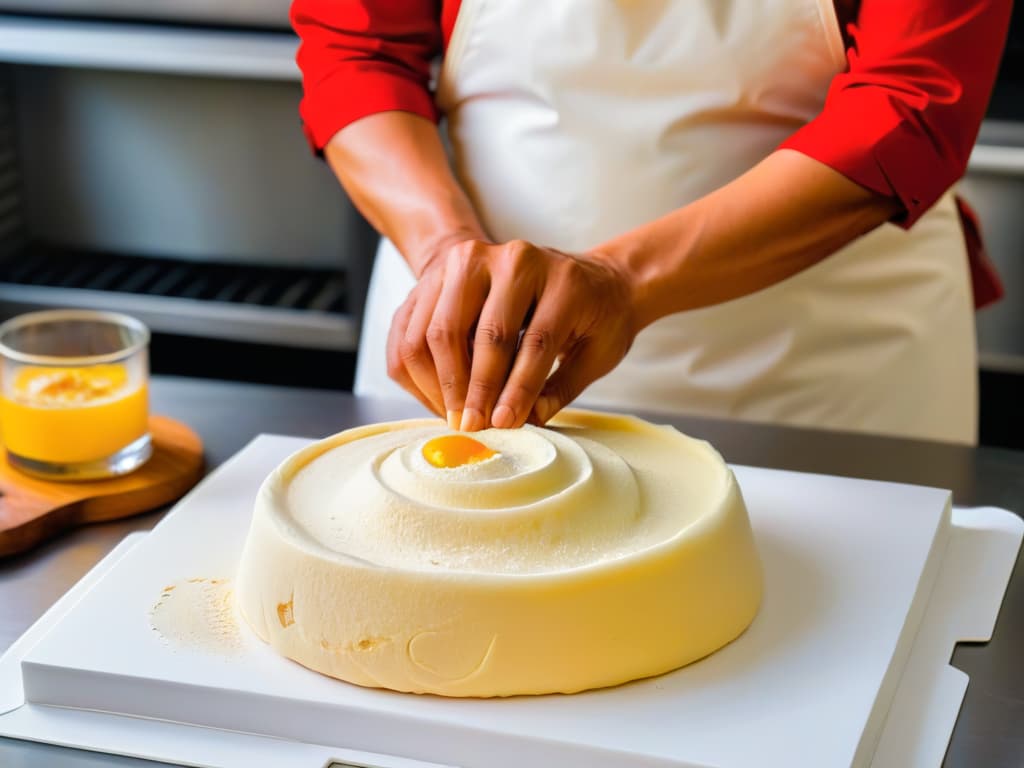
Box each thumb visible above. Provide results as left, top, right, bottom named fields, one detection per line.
left=531, top=340, right=607, bottom=424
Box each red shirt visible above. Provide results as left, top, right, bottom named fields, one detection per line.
left=290, top=0, right=1011, bottom=307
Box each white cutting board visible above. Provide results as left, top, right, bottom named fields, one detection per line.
left=3, top=435, right=1021, bottom=768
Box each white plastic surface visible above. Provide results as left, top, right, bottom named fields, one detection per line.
left=871, top=505, right=1024, bottom=767
left=0, top=435, right=1020, bottom=768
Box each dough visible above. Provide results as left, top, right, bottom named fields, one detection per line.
left=236, top=409, right=762, bottom=697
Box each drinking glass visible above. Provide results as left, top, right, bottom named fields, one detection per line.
left=0, top=309, right=151, bottom=480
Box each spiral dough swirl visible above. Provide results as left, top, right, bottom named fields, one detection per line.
left=287, top=424, right=646, bottom=574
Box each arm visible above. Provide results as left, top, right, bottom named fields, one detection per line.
left=595, top=150, right=900, bottom=330
left=291, top=0, right=489, bottom=417
left=293, top=0, right=485, bottom=273
left=328, top=114, right=491, bottom=421
left=291, top=0, right=442, bottom=151
left=780, top=0, right=1013, bottom=227
left=324, top=114, right=486, bottom=282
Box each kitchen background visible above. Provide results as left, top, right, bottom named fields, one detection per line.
left=0, top=3, right=1021, bottom=448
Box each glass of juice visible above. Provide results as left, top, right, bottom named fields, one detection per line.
left=0, top=309, right=151, bottom=480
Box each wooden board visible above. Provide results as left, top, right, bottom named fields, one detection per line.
left=0, top=416, right=203, bottom=558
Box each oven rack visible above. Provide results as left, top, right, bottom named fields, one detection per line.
left=0, top=243, right=358, bottom=351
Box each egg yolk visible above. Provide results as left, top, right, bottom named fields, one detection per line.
left=422, top=434, right=497, bottom=468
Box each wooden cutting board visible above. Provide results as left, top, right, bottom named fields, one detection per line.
left=0, top=416, right=203, bottom=558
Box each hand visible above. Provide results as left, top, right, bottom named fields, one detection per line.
left=387, top=239, right=639, bottom=430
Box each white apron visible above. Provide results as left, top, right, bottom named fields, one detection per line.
left=356, top=0, right=977, bottom=445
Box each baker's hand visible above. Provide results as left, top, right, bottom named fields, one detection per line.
left=387, top=239, right=638, bottom=431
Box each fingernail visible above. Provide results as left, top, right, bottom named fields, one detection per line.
left=492, top=404, right=515, bottom=429
left=534, top=396, right=556, bottom=424
left=446, top=410, right=462, bottom=430
left=460, top=408, right=485, bottom=432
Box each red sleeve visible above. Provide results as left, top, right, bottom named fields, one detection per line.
left=290, top=0, right=444, bottom=152
left=781, top=0, right=1012, bottom=228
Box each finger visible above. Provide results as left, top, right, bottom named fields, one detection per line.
left=387, top=295, right=442, bottom=415
left=461, top=275, right=534, bottom=431
left=491, top=291, right=573, bottom=428
left=397, top=279, right=446, bottom=416
left=386, top=297, right=416, bottom=391
left=531, top=339, right=609, bottom=425
left=426, top=249, right=489, bottom=429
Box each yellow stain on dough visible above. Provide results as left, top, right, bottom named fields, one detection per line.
left=422, top=434, right=497, bottom=468
left=277, top=597, right=295, bottom=628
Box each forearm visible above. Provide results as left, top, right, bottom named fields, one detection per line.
left=597, top=149, right=903, bottom=329
left=324, top=112, right=487, bottom=277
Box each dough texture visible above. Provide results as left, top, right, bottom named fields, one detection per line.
left=236, top=410, right=762, bottom=697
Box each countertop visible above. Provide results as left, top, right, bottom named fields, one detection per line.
left=1, top=375, right=1021, bottom=767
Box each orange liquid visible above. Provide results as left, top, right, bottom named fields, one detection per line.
left=0, top=364, right=148, bottom=464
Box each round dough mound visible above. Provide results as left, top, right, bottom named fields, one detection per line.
left=236, top=410, right=762, bottom=697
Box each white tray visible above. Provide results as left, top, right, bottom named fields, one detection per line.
left=1, top=435, right=1020, bottom=768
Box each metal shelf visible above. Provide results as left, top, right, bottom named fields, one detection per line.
left=0, top=1, right=290, bottom=29
left=970, top=120, right=1024, bottom=176
left=969, top=143, right=1024, bottom=176
left=0, top=284, right=357, bottom=350
left=0, top=14, right=299, bottom=80
left=0, top=245, right=357, bottom=350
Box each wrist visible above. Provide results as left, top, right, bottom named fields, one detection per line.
left=591, top=201, right=708, bottom=329
left=582, top=246, right=644, bottom=338
left=589, top=236, right=666, bottom=332
left=409, top=226, right=488, bottom=279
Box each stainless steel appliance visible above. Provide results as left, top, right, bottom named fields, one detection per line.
left=960, top=5, right=1024, bottom=448
left=0, top=4, right=374, bottom=388
left=964, top=121, right=1024, bottom=369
